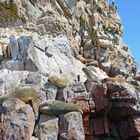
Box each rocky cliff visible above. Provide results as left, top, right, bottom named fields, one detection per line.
left=0, top=0, right=140, bottom=140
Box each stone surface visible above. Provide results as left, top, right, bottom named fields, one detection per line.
left=76, top=100, right=90, bottom=114
left=90, top=117, right=109, bottom=136
left=43, top=83, right=58, bottom=100
left=116, top=116, right=140, bottom=140
left=35, top=115, right=59, bottom=140
left=59, top=112, right=85, bottom=140
left=0, top=0, right=140, bottom=139
left=0, top=98, right=35, bottom=140
left=107, top=81, right=140, bottom=119
left=90, top=83, right=110, bottom=115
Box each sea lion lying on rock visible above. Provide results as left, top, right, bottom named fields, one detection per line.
left=48, top=76, right=70, bottom=88
left=39, top=100, right=83, bottom=115
left=102, top=77, right=126, bottom=83
left=0, top=87, right=39, bottom=117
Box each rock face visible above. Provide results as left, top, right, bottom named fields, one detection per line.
left=35, top=115, right=59, bottom=140
left=59, top=112, right=85, bottom=140
left=0, top=99, right=35, bottom=140
left=0, top=0, right=140, bottom=140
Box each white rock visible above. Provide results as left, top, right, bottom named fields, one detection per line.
left=28, top=35, right=86, bottom=82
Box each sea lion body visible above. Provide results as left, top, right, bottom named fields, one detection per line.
left=102, top=77, right=126, bottom=83
left=39, top=100, right=83, bottom=115
left=0, top=87, right=39, bottom=117
left=48, top=76, right=69, bottom=88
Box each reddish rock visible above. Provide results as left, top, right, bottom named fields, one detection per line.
left=107, top=81, right=140, bottom=119
left=90, top=117, right=109, bottom=136
left=90, top=83, right=108, bottom=98
left=76, top=100, right=90, bottom=113
left=116, top=116, right=140, bottom=140
left=89, top=83, right=110, bottom=115
left=109, top=102, right=139, bottom=120
left=107, top=82, right=137, bottom=102
left=59, top=112, right=85, bottom=140
left=83, top=114, right=90, bottom=135
left=135, top=73, right=140, bottom=81
left=94, top=97, right=110, bottom=115
left=0, top=99, right=35, bottom=140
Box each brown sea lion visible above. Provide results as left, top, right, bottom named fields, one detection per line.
left=48, top=76, right=70, bottom=88
left=0, top=87, right=39, bottom=117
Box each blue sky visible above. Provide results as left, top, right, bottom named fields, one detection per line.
left=109, top=0, right=140, bottom=71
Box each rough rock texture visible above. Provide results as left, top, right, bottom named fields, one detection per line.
left=35, top=115, right=59, bottom=140
left=59, top=112, right=85, bottom=140
left=0, top=98, right=35, bottom=140
left=0, top=0, right=140, bottom=140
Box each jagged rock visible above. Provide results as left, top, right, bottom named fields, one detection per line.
left=59, top=112, right=85, bottom=140
left=43, top=83, right=58, bottom=100
left=28, top=35, right=86, bottom=82
left=0, top=98, right=35, bottom=140
left=0, top=69, right=30, bottom=95
left=107, top=81, right=140, bottom=120
left=0, top=0, right=139, bottom=139
left=0, top=69, right=48, bottom=103
left=76, top=100, right=90, bottom=114
left=56, top=87, right=75, bottom=103
left=83, top=66, right=108, bottom=94
left=116, top=116, right=140, bottom=140
left=9, top=35, right=22, bottom=60
left=35, top=115, right=59, bottom=140
left=109, top=121, right=120, bottom=139
left=2, top=60, right=24, bottom=70
left=83, top=114, right=90, bottom=136
left=135, top=73, right=140, bottom=81
left=69, top=81, right=89, bottom=100
left=2, top=35, right=38, bottom=71
left=90, top=117, right=109, bottom=136
left=90, top=83, right=110, bottom=115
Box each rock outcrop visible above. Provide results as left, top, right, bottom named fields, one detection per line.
left=0, top=0, right=139, bottom=140
left=0, top=98, right=35, bottom=140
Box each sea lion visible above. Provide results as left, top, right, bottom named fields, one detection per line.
left=102, top=77, right=126, bottom=83
left=39, top=100, right=83, bottom=115
left=48, top=76, right=69, bottom=88
left=0, top=87, right=39, bottom=117
left=76, top=54, right=95, bottom=63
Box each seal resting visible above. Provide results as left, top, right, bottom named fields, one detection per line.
left=39, top=100, right=83, bottom=115
left=0, top=87, right=39, bottom=116
left=48, top=76, right=70, bottom=88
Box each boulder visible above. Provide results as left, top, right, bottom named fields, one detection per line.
left=59, top=112, right=85, bottom=140
left=0, top=99, right=35, bottom=140
left=90, top=83, right=110, bottom=115
left=89, top=117, right=109, bottom=136
left=107, top=81, right=140, bottom=119
left=116, top=116, right=140, bottom=140
left=35, top=115, right=59, bottom=140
